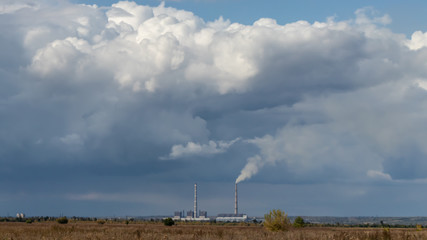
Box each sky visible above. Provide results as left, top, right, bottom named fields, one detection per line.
left=2, top=0, right=427, bottom=218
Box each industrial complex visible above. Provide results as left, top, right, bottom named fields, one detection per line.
left=173, top=183, right=248, bottom=222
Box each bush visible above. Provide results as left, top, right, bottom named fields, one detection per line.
left=97, top=219, right=106, bottom=225
left=25, top=219, right=33, bottom=224
left=57, top=217, right=68, bottom=224
left=293, top=216, right=305, bottom=228
left=382, top=228, right=391, bottom=240
left=264, top=209, right=291, bottom=232
left=162, top=217, right=175, bottom=226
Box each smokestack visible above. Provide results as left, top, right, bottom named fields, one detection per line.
left=194, top=183, right=197, bottom=218
left=235, top=183, right=238, bottom=215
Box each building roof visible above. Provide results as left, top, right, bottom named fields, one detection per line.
left=217, top=213, right=246, bottom=217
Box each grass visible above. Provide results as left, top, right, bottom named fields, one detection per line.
left=0, top=221, right=426, bottom=239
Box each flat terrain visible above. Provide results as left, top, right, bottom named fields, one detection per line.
left=0, top=222, right=426, bottom=240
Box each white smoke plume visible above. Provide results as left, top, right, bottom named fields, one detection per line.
left=235, top=155, right=263, bottom=183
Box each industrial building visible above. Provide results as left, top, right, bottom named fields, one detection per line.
left=173, top=210, right=209, bottom=221
left=173, top=183, right=248, bottom=222
left=216, top=213, right=248, bottom=222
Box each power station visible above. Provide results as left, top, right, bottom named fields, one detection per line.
left=173, top=183, right=248, bottom=222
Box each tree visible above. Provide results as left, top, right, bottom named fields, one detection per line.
left=162, top=217, right=175, bottom=226
left=264, top=209, right=291, bottom=231
left=293, top=216, right=305, bottom=228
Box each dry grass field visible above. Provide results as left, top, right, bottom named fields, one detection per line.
left=0, top=222, right=426, bottom=240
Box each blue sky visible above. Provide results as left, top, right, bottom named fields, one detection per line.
left=2, top=0, right=427, bottom=218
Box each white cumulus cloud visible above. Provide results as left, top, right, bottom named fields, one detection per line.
left=406, top=31, right=427, bottom=50
left=2, top=0, right=427, bottom=187
left=163, top=138, right=240, bottom=160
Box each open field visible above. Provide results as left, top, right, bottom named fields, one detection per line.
left=0, top=222, right=427, bottom=240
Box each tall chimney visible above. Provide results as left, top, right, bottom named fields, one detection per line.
left=234, top=183, right=238, bottom=215
left=194, top=183, right=198, bottom=218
